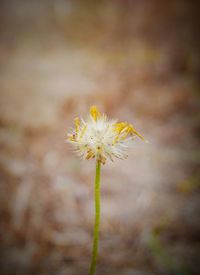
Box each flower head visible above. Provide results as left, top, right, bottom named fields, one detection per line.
left=67, top=106, right=145, bottom=164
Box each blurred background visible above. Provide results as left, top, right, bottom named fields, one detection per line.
left=0, top=0, right=200, bottom=274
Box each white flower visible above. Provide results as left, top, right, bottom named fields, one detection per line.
left=67, top=106, right=145, bottom=164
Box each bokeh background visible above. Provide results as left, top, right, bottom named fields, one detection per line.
left=0, top=1, right=200, bottom=274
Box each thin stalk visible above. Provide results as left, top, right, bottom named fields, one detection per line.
left=89, top=160, right=101, bottom=275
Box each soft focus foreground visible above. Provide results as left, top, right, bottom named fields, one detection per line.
left=0, top=1, right=199, bottom=275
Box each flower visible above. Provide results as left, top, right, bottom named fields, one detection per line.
left=67, top=106, right=145, bottom=164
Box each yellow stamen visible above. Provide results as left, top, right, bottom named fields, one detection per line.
left=74, top=117, right=80, bottom=134
left=68, top=134, right=76, bottom=141
left=90, top=106, right=101, bottom=121
left=99, top=155, right=106, bottom=165
left=86, top=149, right=95, bottom=160
left=114, top=122, right=128, bottom=134
left=114, top=122, right=145, bottom=141
left=129, top=125, right=146, bottom=141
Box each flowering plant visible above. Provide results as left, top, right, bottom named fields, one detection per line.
left=67, top=106, right=145, bottom=275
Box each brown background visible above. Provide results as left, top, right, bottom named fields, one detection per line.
left=0, top=1, right=200, bottom=274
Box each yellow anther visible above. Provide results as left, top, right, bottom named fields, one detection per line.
left=114, top=122, right=129, bottom=140
left=114, top=122, right=130, bottom=134
left=99, top=155, right=106, bottom=165
left=114, top=122, right=145, bottom=141
left=74, top=117, right=80, bottom=134
left=90, top=106, right=101, bottom=121
left=86, top=149, right=95, bottom=160
left=68, top=134, right=76, bottom=141
left=128, top=125, right=146, bottom=141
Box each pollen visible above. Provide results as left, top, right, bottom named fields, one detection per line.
left=67, top=106, right=146, bottom=164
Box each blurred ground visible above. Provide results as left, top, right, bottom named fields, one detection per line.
left=0, top=1, right=200, bottom=275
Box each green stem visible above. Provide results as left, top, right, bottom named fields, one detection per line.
left=89, top=160, right=101, bottom=275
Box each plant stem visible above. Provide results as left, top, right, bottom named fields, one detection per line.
left=89, top=160, right=101, bottom=275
